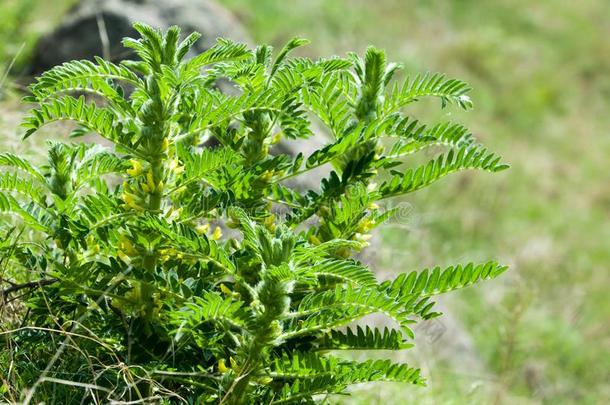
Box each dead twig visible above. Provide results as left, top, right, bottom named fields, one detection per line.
left=0, top=278, right=58, bottom=302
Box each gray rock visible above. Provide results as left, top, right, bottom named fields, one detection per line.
left=30, top=0, right=249, bottom=73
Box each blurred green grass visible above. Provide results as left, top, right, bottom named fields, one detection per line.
left=0, top=0, right=76, bottom=71
left=1, top=0, right=609, bottom=403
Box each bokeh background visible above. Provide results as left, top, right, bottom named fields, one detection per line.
left=1, top=0, right=609, bottom=403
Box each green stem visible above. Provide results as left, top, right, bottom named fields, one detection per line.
left=148, top=156, right=164, bottom=211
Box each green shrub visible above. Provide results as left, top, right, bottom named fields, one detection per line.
left=0, top=23, right=508, bottom=403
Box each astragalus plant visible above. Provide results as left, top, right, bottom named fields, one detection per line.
left=0, top=23, right=508, bottom=404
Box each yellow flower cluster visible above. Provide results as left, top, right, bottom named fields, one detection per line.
left=353, top=215, right=377, bottom=247
left=121, top=183, right=145, bottom=211
left=356, top=217, right=376, bottom=234
left=195, top=223, right=223, bottom=240
left=142, top=170, right=163, bottom=194
left=218, top=357, right=242, bottom=374
left=86, top=234, right=101, bottom=254
left=158, top=247, right=183, bottom=262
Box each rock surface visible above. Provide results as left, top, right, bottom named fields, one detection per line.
left=30, top=0, right=249, bottom=73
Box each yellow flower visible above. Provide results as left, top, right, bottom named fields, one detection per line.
left=229, top=357, right=241, bottom=373
left=270, top=131, right=282, bottom=145
left=211, top=226, right=223, bottom=240
left=122, top=191, right=144, bottom=211
left=146, top=170, right=156, bottom=193
left=218, top=359, right=229, bottom=373
left=196, top=223, right=210, bottom=235
left=356, top=217, right=376, bottom=233
left=161, top=137, right=169, bottom=152
left=126, top=159, right=143, bottom=177
left=220, top=283, right=232, bottom=295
